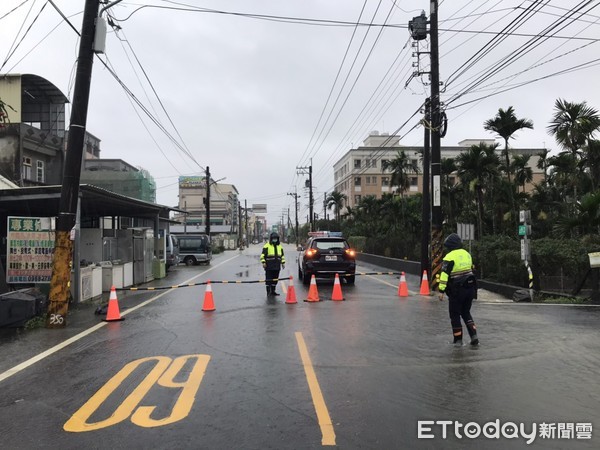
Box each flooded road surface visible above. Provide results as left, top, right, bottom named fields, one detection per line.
left=0, top=245, right=598, bottom=449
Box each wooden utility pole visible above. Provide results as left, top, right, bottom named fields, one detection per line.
left=47, top=0, right=101, bottom=328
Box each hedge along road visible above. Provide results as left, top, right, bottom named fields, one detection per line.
left=0, top=244, right=599, bottom=449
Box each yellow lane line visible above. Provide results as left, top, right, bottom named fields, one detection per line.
left=0, top=254, right=240, bottom=384
left=295, top=332, right=336, bottom=446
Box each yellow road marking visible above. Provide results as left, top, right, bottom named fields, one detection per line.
left=295, top=332, right=336, bottom=446
left=64, top=355, right=210, bottom=432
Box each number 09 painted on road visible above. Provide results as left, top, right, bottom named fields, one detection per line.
left=64, top=355, right=210, bottom=432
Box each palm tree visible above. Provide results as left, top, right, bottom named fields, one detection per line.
left=440, top=157, right=458, bottom=227
left=455, top=142, right=501, bottom=237
left=548, top=99, right=600, bottom=197
left=325, top=191, right=347, bottom=224
left=382, top=151, right=420, bottom=196
left=547, top=99, right=600, bottom=158
left=511, top=154, right=533, bottom=193
left=536, top=148, right=550, bottom=184
left=484, top=106, right=533, bottom=184
left=553, top=191, right=600, bottom=237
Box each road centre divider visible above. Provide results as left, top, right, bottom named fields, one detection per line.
left=116, top=272, right=404, bottom=291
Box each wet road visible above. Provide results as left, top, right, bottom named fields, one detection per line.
left=0, top=244, right=599, bottom=449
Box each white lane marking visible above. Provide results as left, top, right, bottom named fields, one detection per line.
left=0, top=254, right=241, bottom=384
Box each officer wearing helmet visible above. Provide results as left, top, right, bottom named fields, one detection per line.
left=260, top=232, right=286, bottom=296
left=438, top=233, right=479, bottom=347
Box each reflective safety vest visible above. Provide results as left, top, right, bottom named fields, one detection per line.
left=260, top=243, right=285, bottom=270
left=439, top=248, right=474, bottom=293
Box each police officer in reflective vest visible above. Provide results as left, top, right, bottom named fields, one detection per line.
left=261, top=232, right=285, bottom=296
left=438, top=233, right=479, bottom=346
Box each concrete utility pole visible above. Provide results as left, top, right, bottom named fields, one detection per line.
left=429, top=0, right=444, bottom=291
left=205, top=166, right=211, bottom=238
left=244, top=199, right=248, bottom=245
left=421, top=98, right=431, bottom=278
left=287, top=190, right=299, bottom=246
left=47, top=0, right=102, bottom=328
left=238, top=202, right=242, bottom=247
left=296, top=163, right=313, bottom=231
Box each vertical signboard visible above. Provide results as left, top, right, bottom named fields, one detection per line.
left=7, top=216, right=55, bottom=283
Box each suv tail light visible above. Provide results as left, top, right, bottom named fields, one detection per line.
left=345, top=249, right=356, bottom=258
left=305, top=248, right=318, bottom=258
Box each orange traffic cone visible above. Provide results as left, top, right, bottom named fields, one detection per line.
left=419, top=270, right=430, bottom=295
left=104, top=286, right=124, bottom=322
left=285, top=275, right=298, bottom=304
left=304, top=275, right=320, bottom=302
left=331, top=273, right=345, bottom=301
left=398, top=272, right=409, bottom=297
left=202, top=280, right=216, bottom=311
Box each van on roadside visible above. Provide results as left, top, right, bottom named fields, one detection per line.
left=165, top=234, right=180, bottom=271
left=177, top=234, right=212, bottom=266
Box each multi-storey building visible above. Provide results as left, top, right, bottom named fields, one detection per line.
left=333, top=131, right=545, bottom=210
left=0, top=74, right=67, bottom=186
left=175, top=176, right=239, bottom=235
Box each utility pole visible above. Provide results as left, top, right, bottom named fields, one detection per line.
left=47, top=0, right=102, bottom=328
left=287, top=190, right=299, bottom=246
left=244, top=199, right=248, bottom=246
left=205, top=166, right=211, bottom=238
left=296, top=163, right=313, bottom=231
left=323, top=192, right=327, bottom=222
left=429, top=0, right=443, bottom=292
left=421, top=98, right=431, bottom=278
left=238, top=202, right=243, bottom=248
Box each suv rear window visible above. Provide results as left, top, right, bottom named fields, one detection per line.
left=311, top=239, right=349, bottom=251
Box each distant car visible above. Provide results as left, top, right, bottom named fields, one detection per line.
left=298, top=236, right=356, bottom=285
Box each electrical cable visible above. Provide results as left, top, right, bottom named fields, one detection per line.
left=0, top=0, right=31, bottom=22
left=301, top=1, right=398, bottom=169
left=1, top=0, right=47, bottom=72
left=446, top=0, right=600, bottom=107
left=292, top=0, right=369, bottom=191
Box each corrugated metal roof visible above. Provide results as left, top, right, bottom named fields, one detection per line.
left=0, top=184, right=181, bottom=218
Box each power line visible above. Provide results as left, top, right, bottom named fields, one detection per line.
left=292, top=0, right=369, bottom=189
left=1, top=0, right=47, bottom=72
left=445, top=0, right=600, bottom=107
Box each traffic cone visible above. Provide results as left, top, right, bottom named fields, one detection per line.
left=398, top=272, right=409, bottom=297
left=285, top=275, right=298, bottom=304
left=331, top=273, right=345, bottom=301
left=104, top=286, right=124, bottom=322
left=202, top=280, right=216, bottom=311
left=419, top=270, right=430, bottom=295
left=304, top=275, right=320, bottom=302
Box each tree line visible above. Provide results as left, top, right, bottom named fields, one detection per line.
left=300, top=99, right=600, bottom=294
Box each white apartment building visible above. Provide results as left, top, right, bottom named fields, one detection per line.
left=333, top=131, right=545, bottom=210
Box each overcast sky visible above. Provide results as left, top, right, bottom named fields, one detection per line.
left=2, top=0, right=599, bottom=224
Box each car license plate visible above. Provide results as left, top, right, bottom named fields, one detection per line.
left=325, top=255, right=337, bottom=261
